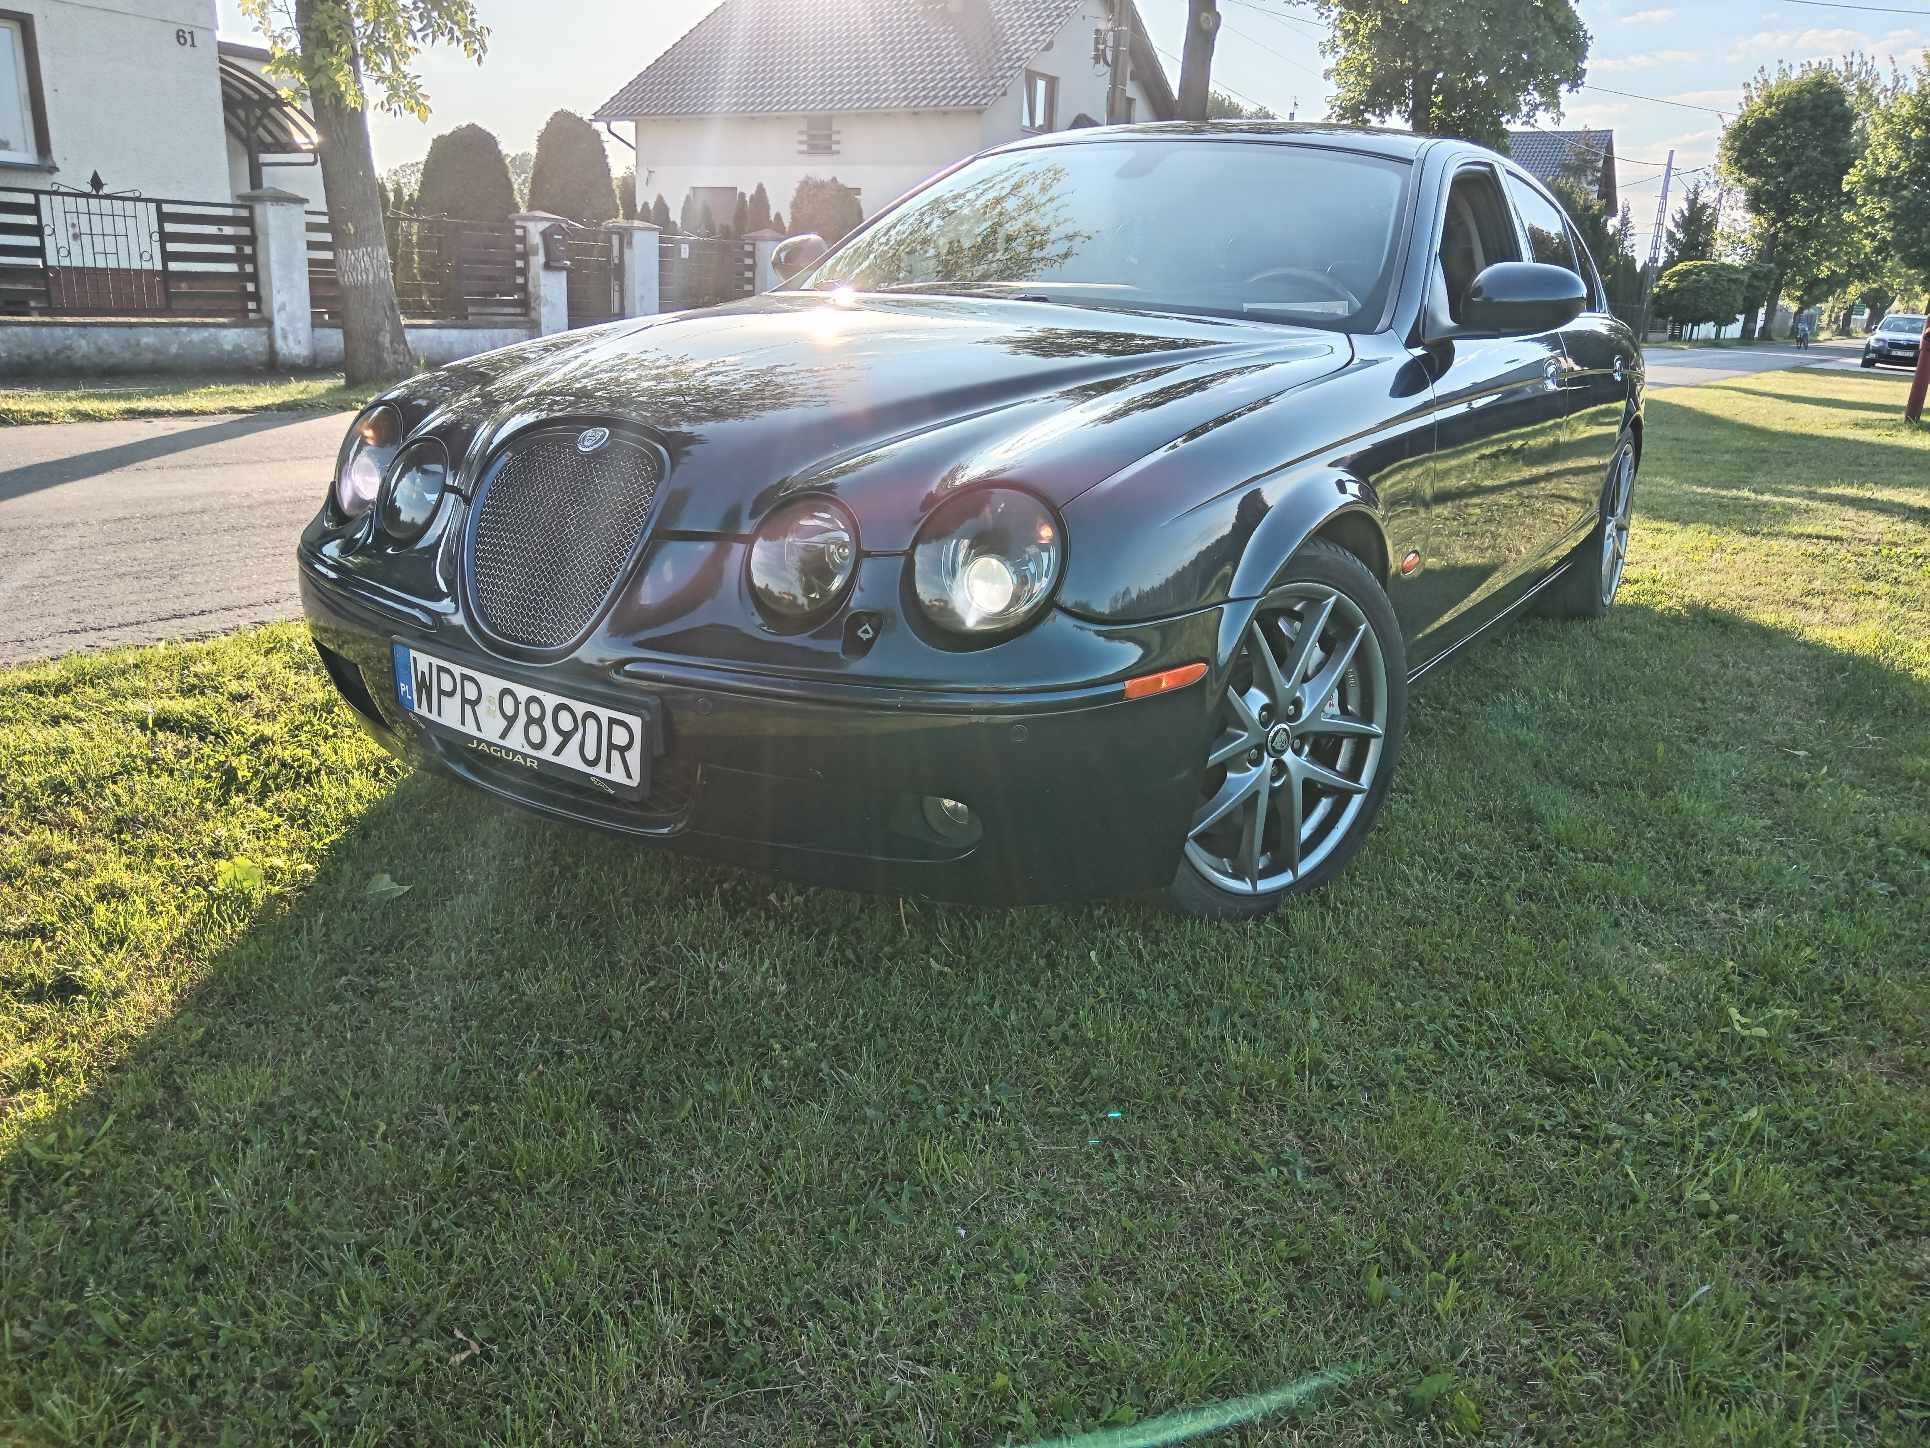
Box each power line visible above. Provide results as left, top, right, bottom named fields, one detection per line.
left=1218, top=19, right=1329, bottom=83
left=1581, top=83, right=1730, bottom=117
left=1146, top=40, right=1280, bottom=118
left=1783, top=1, right=1930, bottom=16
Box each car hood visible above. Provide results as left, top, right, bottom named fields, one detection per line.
left=403, top=292, right=1350, bottom=547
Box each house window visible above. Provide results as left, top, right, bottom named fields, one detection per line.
left=0, top=11, right=50, bottom=166
left=1022, top=71, right=1057, bottom=132
left=800, top=114, right=838, bottom=155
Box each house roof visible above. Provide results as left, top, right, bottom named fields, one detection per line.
left=595, top=0, right=1173, bottom=121
left=1506, top=127, right=1618, bottom=210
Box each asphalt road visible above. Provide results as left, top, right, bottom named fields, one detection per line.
left=0, top=410, right=350, bottom=664
left=0, top=340, right=1910, bottom=664
left=1643, top=336, right=1872, bottom=388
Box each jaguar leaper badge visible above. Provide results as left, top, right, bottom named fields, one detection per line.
left=576, top=426, right=611, bottom=453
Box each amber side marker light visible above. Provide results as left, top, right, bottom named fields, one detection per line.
left=1123, top=661, right=1209, bottom=701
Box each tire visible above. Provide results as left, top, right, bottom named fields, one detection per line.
left=1167, top=539, right=1408, bottom=920
left=1862, top=357, right=1877, bottom=369
left=1538, top=430, right=1636, bottom=622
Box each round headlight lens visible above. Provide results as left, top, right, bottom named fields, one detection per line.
left=748, top=497, right=859, bottom=621
left=911, top=488, right=1063, bottom=636
left=379, top=439, right=449, bottom=542
left=334, top=403, right=402, bottom=519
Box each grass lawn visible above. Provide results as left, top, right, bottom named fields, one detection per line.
left=3, top=372, right=1926, bottom=1445
left=0, top=372, right=383, bottom=425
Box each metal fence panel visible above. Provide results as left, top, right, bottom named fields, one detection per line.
left=308, top=211, right=528, bottom=323
left=659, top=235, right=755, bottom=311
left=0, top=187, right=257, bottom=318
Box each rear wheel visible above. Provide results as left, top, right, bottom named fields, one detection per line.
left=1168, top=540, right=1407, bottom=920
left=1539, top=432, right=1636, bottom=621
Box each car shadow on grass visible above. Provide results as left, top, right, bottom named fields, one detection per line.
left=5, top=606, right=1928, bottom=1443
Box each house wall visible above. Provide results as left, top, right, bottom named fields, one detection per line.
left=627, top=3, right=1166, bottom=228
left=2, top=0, right=229, bottom=198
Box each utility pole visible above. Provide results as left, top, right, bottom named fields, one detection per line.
left=1638, top=149, right=1675, bottom=340
left=1179, top=1, right=1221, bottom=123
left=1105, top=0, right=1131, bottom=125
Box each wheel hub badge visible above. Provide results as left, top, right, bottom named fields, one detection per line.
left=1267, top=723, right=1293, bottom=757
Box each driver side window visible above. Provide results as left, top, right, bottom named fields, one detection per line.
left=1437, top=169, right=1521, bottom=324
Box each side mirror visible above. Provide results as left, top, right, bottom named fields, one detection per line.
left=1461, top=262, right=1586, bottom=335
left=771, top=233, right=828, bottom=282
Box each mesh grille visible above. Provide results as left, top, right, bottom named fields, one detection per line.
left=469, top=429, right=662, bottom=650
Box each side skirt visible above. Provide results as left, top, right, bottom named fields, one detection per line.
left=1405, top=558, right=1576, bottom=687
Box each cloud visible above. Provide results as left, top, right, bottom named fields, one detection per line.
left=1621, top=8, right=1676, bottom=24
left=1668, top=88, right=1742, bottom=109
left=1594, top=50, right=1698, bottom=73
left=1729, top=27, right=1927, bottom=63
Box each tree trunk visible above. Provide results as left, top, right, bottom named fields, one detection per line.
left=1759, top=266, right=1786, bottom=342
left=1178, top=1, right=1219, bottom=124
left=1407, top=56, right=1435, bottom=134
left=1906, top=318, right=1930, bottom=425
left=296, top=0, right=411, bottom=385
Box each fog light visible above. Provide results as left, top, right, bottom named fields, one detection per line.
left=921, top=794, right=981, bottom=843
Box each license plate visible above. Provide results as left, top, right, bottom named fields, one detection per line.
left=392, top=644, right=650, bottom=797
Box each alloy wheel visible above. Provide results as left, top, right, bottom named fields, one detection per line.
left=1186, top=583, right=1390, bottom=895
left=1601, top=445, right=1636, bottom=607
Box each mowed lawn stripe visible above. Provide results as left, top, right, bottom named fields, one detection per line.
left=1, top=371, right=1925, bottom=1444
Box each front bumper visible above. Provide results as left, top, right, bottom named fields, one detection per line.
left=300, top=564, right=1218, bottom=905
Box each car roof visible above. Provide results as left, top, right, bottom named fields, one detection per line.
left=994, top=120, right=1447, bottom=163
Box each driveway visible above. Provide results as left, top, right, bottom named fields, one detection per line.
left=0, top=410, right=349, bottom=664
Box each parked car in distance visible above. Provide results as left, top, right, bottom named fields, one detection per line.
left=300, top=123, right=1643, bottom=918
left=1863, top=313, right=1925, bottom=369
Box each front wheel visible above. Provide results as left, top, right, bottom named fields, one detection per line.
left=1167, top=540, right=1408, bottom=920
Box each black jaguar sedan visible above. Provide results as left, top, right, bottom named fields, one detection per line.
left=300, top=124, right=1642, bottom=918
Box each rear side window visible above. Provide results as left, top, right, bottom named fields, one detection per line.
left=1506, top=176, right=1579, bottom=276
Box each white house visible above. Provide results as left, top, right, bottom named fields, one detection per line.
left=0, top=1, right=321, bottom=204
left=594, top=0, right=1175, bottom=229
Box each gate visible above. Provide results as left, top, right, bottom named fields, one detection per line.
left=659, top=235, right=755, bottom=310
left=560, top=222, right=621, bottom=329
left=0, top=186, right=259, bottom=317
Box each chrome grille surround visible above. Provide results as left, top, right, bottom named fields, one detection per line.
left=466, top=424, right=663, bottom=652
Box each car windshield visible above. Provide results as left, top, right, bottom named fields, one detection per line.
left=791, top=139, right=1412, bottom=332
left=1879, top=315, right=1924, bottom=333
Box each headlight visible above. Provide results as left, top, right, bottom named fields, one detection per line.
left=379, top=438, right=449, bottom=542
left=333, top=404, right=402, bottom=519
left=911, top=487, right=1063, bottom=636
left=748, top=497, right=859, bottom=622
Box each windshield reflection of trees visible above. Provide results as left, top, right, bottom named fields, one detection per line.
left=815, top=160, right=1095, bottom=290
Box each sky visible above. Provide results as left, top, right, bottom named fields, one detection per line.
left=216, top=0, right=1930, bottom=255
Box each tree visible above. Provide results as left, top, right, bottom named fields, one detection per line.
left=1206, top=90, right=1275, bottom=121
left=697, top=202, right=717, bottom=236
left=732, top=192, right=750, bottom=237
left=240, top=0, right=487, bottom=383
left=1720, top=65, right=1859, bottom=339
left=1663, top=181, right=1719, bottom=271
left=771, top=210, right=786, bottom=234
left=788, top=177, right=863, bottom=243
left=651, top=193, right=673, bottom=232
left=1848, top=59, right=1930, bottom=419
left=1650, top=260, right=1746, bottom=338
left=505, top=149, right=533, bottom=209
left=528, top=109, right=618, bottom=223
left=616, top=169, right=636, bottom=221
left=1315, top=0, right=1588, bottom=147
left=748, top=183, right=772, bottom=233
left=417, top=123, right=517, bottom=222
left=1179, top=2, right=1222, bottom=123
